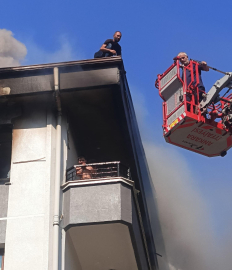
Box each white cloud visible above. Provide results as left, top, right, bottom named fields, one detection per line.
left=0, top=28, right=84, bottom=67
left=0, top=29, right=27, bottom=67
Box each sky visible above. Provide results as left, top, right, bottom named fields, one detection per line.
left=1, top=0, right=232, bottom=269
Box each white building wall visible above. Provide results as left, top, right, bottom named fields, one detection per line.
left=4, top=103, right=57, bottom=270
left=46, top=108, right=57, bottom=270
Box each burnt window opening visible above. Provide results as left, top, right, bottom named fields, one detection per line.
left=0, top=125, right=12, bottom=180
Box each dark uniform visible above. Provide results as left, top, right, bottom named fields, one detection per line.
left=184, top=63, right=206, bottom=102
left=94, top=39, right=121, bottom=58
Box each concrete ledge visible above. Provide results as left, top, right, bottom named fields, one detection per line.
left=62, top=178, right=151, bottom=270
left=63, top=179, right=134, bottom=228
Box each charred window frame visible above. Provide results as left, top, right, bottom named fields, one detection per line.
left=0, top=249, right=4, bottom=270
left=0, top=125, right=12, bottom=181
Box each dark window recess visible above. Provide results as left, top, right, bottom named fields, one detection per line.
left=0, top=125, right=12, bottom=179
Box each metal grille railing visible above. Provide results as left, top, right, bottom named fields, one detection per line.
left=160, top=65, right=177, bottom=89
left=66, top=161, right=131, bottom=182
left=166, top=86, right=183, bottom=115
left=167, top=105, right=185, bottom=126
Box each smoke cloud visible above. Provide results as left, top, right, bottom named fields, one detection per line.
left=0, top=29, right=81, bottom=67
left=132, top=89, right=232, bottom=270
left=145, top=143, right=220, bottom=270
left=0, top=29, right=27, bottom=67
left=22, top=35, right=84, bottom=65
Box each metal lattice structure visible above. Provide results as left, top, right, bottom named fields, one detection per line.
left=66, top=161, right=131, bottom=181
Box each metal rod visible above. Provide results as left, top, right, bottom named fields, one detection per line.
left=207, top=66, right=229, bottom=75
left=71, top=161, right=121, bottom=169
left=191, top=59, right=230, bottom=75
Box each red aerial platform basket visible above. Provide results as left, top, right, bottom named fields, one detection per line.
left=155, top=59, right=232, bottom=157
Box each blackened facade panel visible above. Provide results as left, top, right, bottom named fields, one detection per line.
left=60, top=68, right=120, bottom=90
left=0, top=74, right=53, bottom=95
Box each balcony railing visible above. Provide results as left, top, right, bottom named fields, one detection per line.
left=66, top=161, right=131, bottom=182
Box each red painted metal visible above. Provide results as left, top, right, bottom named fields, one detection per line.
left=156, top=59, right=205, bottom=133
left=156, top=59, right=232, bottom=157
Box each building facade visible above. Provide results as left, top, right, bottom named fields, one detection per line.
left=0, top=57, right=162, bottom=270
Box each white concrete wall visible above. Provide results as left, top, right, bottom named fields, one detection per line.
left=4, top=103, right=57, bottom=270
left=47, top=108, right=57, bottom=270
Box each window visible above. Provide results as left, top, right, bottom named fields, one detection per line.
left=0, top=125, right=12, bottom=180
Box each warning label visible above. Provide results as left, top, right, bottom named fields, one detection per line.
left=186, top=134, right=213, bottom=146
left=181, top=127, right=222, bottom=150
left=191, top=128, right=221, bottom=141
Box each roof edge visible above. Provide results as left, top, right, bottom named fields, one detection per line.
left=0, top=56, right=123, bottom=73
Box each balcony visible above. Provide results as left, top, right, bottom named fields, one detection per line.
left=62, top=161, right=151, bottom=270
left=66, top=161, right=131, bottom=182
